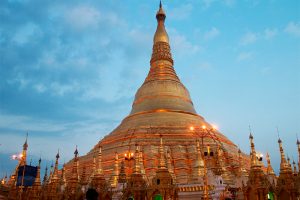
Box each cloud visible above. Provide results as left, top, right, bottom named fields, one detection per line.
left=0, top=112, right=118, bottom=160
left=264, top=28, right=278, bottom=40
left=171, top=33, right=200, bottom=56
left=198, top=61, right=213, bottom=70
left=33, top=83, right=47, bottom=93
left=284, top=21, right=300, bottom=37
left=204, top=27, right=220, bottom=40
left=12, top=22, right=43, bottom=45
left=237, top=52, right=253, bottom=61
left=169, top=4, right=193, bottom=20
left=201, top=0, right=236, bottom=9
left=65, top=5, right=101, bottom=30
left=240, top=32, right=257, bottom=45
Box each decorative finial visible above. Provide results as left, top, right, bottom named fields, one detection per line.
left=277, top=127, right=282, bottom=143
left=38, top=157, right=42, bottom=166
left=248, top=125, right=253, bottom=139
left=160, top=0, right=162, bottom=8
left=23, top=132, right=28, bottom=150
left=74, top=145, right=78, bottom=157
left=56, top=149, right=60, bottom=159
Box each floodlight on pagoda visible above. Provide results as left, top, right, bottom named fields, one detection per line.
left=11, top=154, right=22, bottom=161
left=212, top=125, right=218, bottom=130
left=256, top=152, right=263, bottom=161
left=124, top=152, right=134, bottom=161
left=202, top=125, right=207, bottom=130
left=189, top=126, right=195, bottom=131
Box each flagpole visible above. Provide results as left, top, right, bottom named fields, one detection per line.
left=19, top=165, right=26, bottom=200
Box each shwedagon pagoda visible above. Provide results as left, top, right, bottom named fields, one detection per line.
left=1, top=2, right=299, bottom=200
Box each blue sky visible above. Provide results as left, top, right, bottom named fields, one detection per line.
left=0, top=0, right=299, bottom=177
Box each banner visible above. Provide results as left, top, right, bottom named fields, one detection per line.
left=16, top=165, right=37, bottom=187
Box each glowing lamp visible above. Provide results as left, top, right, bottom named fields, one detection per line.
left=189, top=126, right=194, bottom=131
left=212, top=125, right=218, bottom=130
left=202, top=125, right=206, bottom=130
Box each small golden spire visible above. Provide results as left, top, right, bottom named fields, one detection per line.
left=72, top=145, right=79, bottom=180
left=277, top=137, right=290, bottom=173
left=133, top=144, right=141, bottom=174
left=20, top=133, right=28, bottom=166
left=33, top=157, right=42, bottom=186
left=249, top=131, right=257, bottom=166
left=118, top=160, right=126, bottom=183
left=292, top=160, right=297, bottom=175
left=158, top=136, right=167, bottom=169
left=43, top=165, right=48, bottom=186
left=266, top=152, right=275, bottom=175
left=96, top=146, right=103, bottom=175
left=53, top=149, right=60, bottom=179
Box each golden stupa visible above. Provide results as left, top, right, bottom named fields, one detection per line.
left=65, top=2, right=248, bottom=187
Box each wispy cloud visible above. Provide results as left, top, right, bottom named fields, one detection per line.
left=169, top=4, right=193, bottom=20
left=285, top=21, right=300, bottom=37
left=204, top=27, right=220, bottom=41
left=264, top=28, right=278, bottom=40
left=201, top=0, right=236, bottom=9
left=239, top=32, right=257, bottom=45
left=236, top=51, right=253, bottom=61
left=170, top=30, right=201, bottom=57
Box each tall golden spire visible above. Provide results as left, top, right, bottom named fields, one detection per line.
left=278, top=138, right=291, bottom=173
left=72, top=146, right=79, bottom=180
left=249, top=133, right=257, bottom=166
left=53, top=150, right=60, bottom=179
left=20, top=133, right=28, bottom=166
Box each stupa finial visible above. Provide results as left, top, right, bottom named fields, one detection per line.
left=153, top=0, right=169, bottom=45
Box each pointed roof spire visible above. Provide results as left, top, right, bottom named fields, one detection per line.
left=53, top=149, right=60, bottom=179
left=96, top=146, right=103, bottom=175
left=118, top=160, right=126, bottom=183
left=56, top=149, right=60, bottom=160
left=266, top=152, right=275, bottom=175
left=277, top=137, right=290, bottom=173
left=23, top=132, right=28, bottom=150
left=158, top=136, right=167, bottom=169
left=292, top=159, right=297, bottom=175
left=249, top=129, right=257, bottom=166
left=133, top=144, right=141, bottom=174
left=74, top=145, right=78, bottom=158
left=43, top=165, right=48, bottom=185
left=159, top=0, right=162, bottom=8
left=297, top=137, right=300, bottom=171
